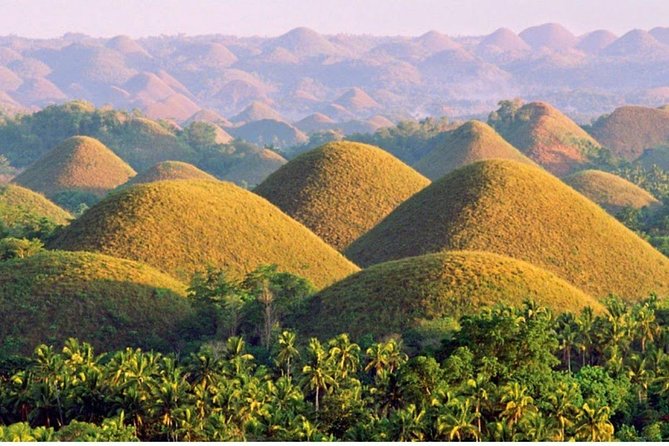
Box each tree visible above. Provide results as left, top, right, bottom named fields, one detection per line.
left=575, top=403, right=614, bottom=441
left=499, top=382, right=535, bottom=434
left=436, top=398, right=481, bottom=441
left=274, top=331, right=300, bottom=380
left=301, top=338, right=336, bottom=412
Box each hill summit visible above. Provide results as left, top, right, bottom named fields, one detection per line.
left=12, top=135, right=136, bottom=198
left=345, top=159, right=669, bottom=299
left=413, top=120, right=536, bottom=180
left=127, top=160, right=216, bottom=185
left=255, top=141, right=430, bottom=251
left=301, top=251, right=603, bottom=340
left=565, top=169, right=659, bottom=214
left=49, top=179, right=359, bottom=288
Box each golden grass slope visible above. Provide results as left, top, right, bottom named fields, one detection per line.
left=301, top=251, right=603, bottom=340
left=0, top=250, right=191, bottom=355
left=0, top=184, right=71, bottom=229
left=127, top=160, right=217, bottom=185
left=49, top=180, right=359, bottom=288
left=491, top=101, right=601, bottom=176
left=255, top=141, right=430, bottom=251
left=12, top=136, right=136, bottom=198
left=588, top=106, right=669, bottom=160
left=414, top=120, right=537, bottom=180
left=345, top=160, right=669, bottom=300
left=223, top=149, right=287, bottom=187
left=565, top=169, right=659, bottom=214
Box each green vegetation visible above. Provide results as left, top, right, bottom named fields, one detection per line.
left=255, top=141, right=429, bottom=250
left=489, top=99, right=602, bottom=175
left=223, top=149, right=287, bottom=187
left=587, top=106, right=669, bottom=161
left=0, top=250, right=193, bottom=356
left=565, top=169, right=659, bottom=214
left=0, top=184, right=70, bottom=239
left=2, top=297, right=669, bottom=441
left=346, top=160, right=669, bottom=299
left=126, top=160, right=217, bottom=186
left=300, top=251, right=603, bottom=341
left=11, top=135, right=136, bottom=199
left=413, top=120, right=536, bottom=180
left=49, top=179, right=359, bottom=288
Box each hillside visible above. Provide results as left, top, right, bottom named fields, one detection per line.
left=48, top=179, right=359, bottom=288
left=230, top=101, right=284, bottom=123
left=228, top=119, right=308, bottom=148
left=413, top=120, right=536, bottom=180
left=222, top=149, right=287, bottom=186
left=12, top=136, right=136, bottom=198
left=637, top=147, right=669, bottom=170
left=588, top=106, right=669, bottom=160
left=519, top=23, right=578, bottom=50
left=565, top=169, right=659, bottom=214
left=127, top=160, right=217, bottom=185
left=300, top=251, right=603, bottom=340
left=255, top=141, right=430, bottom=251
left=0, top=184, right=71, bottom=235
left=345, top=160, right=669, bottom=299
left=489, top=101, right=602, bottom=175
left=0, top=250, right=192, bottom=355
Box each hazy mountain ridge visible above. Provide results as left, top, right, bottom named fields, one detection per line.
left=2, top=24, right=669, bottom=125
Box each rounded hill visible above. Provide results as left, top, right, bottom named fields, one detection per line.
left=126, top=160, right=216, bottom=185
left=565, top=169, right=659, bottom=214
left=255, top=141, right=430, bottom=251
left=345, top=160, right=669, bottom=300
left=48, top=179, right=359, bottom=288
left=0, top=250, right=192, bottom=355
left=300, top=251, right=603, bottom=340
left=0, top=184, right=71, bottom=233
left=489, top=101, right=601, bottom=175
left=12, top=136, right=136, bottom=198
left=414, top=120, right=536, bottom=180
left=588, top=106, right=669, bottom=160
left=223, top=149, right=287, bottom=187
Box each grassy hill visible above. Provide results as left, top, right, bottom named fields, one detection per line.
left=588, top=106, right=669, bottom=160
left=222, top=149, right=287, bottom=187
left=565, top=169, right=659, bottom=214
left=300, top=251, right=603, bottom=340
left=49, top=179, right=359, bottom=288
left=12, top=135, right=136, bottom=198
left=489, top=101, right=602, bottom=175
left=413, top=120, right=536, bottom=180
left=345, top=160, right=669, bottom=300
left=255, top=141, right=430, bottom=251
left=127, top=160, right=216, bottom=185
left=0, top=184, right=71, bottom=236
left=0, top=250, right=192, bottom=355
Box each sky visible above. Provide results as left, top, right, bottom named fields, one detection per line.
left=0, top=0, right=668, bottom=38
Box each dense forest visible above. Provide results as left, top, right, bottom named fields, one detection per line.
left=1, top=259, right=669, bottom=441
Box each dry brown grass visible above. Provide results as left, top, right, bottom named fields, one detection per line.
left=254, top=141, right=430, bottom=251
left=12, top=135, right=136, bottom=198
left=345, top=159, right=669, bottom=300
left=565, top=169, right=659, bottom=214
left=0, top=184, right=71, bottom=229
left=300, top=250, right=603, bottom=340
left=126, top=160, right=216, bottom=185
left=49, top=179, right=359, bottom=288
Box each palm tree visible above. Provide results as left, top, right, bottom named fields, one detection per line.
left=301, top=338, right=336, bottom=412
left=576, top=307, right=595, bottom=366
left=633, top=304, right=659, bottom=353
left=627, top=353, right=654, bottom=403
left=436, top=398, right=481, bottom=441
left=365, top=339, right=407, bottom=378
left=546, top=381, right=579, bottom=441
left=499, top=382, right=534, bottom=433
left=275, top=330, right=300, bottom=380
left=465, top=375, right=490, bottom=435
left=327, top=334, right=360, bottom=379
left=558, top=314, right=577, bottom=372
left=575, top=403, right=614, bottom=441
left=224, top=337, right=254, bottom=376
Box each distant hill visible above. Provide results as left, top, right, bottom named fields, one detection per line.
left=0, top=250, right=192, bottom=355
left=12, top=135, right=136, bottom=198
left=230, top=101, right=284, bottom=123
left=255, top=141, right=429, bottom=251
left=222, top=149, right=287, bottom=187
left=126, top=160, right=217, bottom=185
left=476, top=28, right=530, bottom=61
left=0, top=184, right=71, bottom=235
left=413, top=120, right=535, bottom=180
left=228, top=119, right=308, bottom=148
left=334, top=87, right=381, bottom=114
left=345, top=160, right=669, bottom=299
left=588, top=105, right=669, bottom=160
left=489, top=100, right=602, bottom=175
left=637, top=147, right=669, bottom=170
left=602, top=29, right=669, bottom=58
left=565, top=169, right=660, bottom=213
left=519, top=23, right=578, bottom=50
left=266, top=27, right=340, bottom=58
left=49, top=179, right=359, bottom=288
left=300, top=251, right=603, bottom=340
left=576, top=30, right=618, bottom=54
left=295, top=112, right=336, bottom=133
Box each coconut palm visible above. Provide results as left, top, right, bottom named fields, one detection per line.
left=575, top=403, right=614, bottom=441
left=275, top=330, right=300, bottom=380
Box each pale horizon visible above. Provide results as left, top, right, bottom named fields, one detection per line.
left=0, top=0, right=668, bottom=39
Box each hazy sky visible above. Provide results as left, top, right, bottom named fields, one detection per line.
left=1, top=0, right=668, bottom=38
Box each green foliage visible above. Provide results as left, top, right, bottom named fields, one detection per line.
left=0, top=237, right=43, bottom=261
left=0, top=184, right=70, bottom=240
